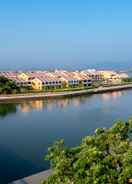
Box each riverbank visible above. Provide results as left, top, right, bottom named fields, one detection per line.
left=10, top=170, right=52, bottom=184
left=1, top=84, right=132, bottom=101
left=0, top=84, right=132, bottom=101
left=6, top=84, right=132, bottom=184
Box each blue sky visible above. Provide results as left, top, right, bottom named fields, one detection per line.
left=0, top=0, right=132, bottom=70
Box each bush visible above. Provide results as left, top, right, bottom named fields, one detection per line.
left=42, top=119, right=132, bottom=184
left=123, top=78, right=132, bottom=83
left=0, top=76, right=20, bottom=94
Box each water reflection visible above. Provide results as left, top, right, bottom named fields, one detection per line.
left=19, top=92, right=125, bottom=113
left=18, top=96, right=89, bottom=113
left=0, top=104, right=17, bottom=118
left=0, top=97, right=88, bottom=117
left=101, top=91, right=122, bottom=101
left=20, top=100, right=44, bottom=113
left=0, top=91, right=124, bottom=117
left=0, top=90, right=130, bottom=183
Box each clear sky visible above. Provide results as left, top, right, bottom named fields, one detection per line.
left=0, top=0, right=132, bottom=70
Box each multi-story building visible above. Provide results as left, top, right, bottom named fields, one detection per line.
left=81, top=69, right=102, bottom=81
left=99, top=71, right=122, bottom=84
left=0, top=69, right=125, bottom=90
left=54, top=70, right=79, bottom=87
left=0, top=71, right=32, bottom=87
left=70, top=71, right=92, bottom=87
left=55, top=70, right=92, bottom=88
left=27, top=71, right=62, bottom=90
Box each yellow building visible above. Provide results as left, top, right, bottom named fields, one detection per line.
left=101, top=72, right=121, bottom=84
left=110, top=74, right=122, bottom=84
left=99, top=71, right=122, bottom=84
left=59, top=77, right=69, bottom=88
left=18, top=72, right=29, bottom=81
left=99, top=71, right=115, bottom=80
left=31, top=78, right=43, bottom=90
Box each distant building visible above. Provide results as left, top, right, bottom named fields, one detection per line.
left=18, top=72, right=29, bottom=81
left=119, top=73, right=129, bottom=79
left=0, top=69, right=126, bottom=90
left=0, top=71, right=32, bottom=87
left=99, top=71, right=122, bottom=84
left=55, top=70, right=92, bottom=88
left=81, top=69, right=102, bottom=81
left=31, top=78, right=43, bottom=90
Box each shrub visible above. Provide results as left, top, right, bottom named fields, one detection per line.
left=42, top=119, right=132, bottom=184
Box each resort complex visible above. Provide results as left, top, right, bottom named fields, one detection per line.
left=0, top=69, right=128, bottom=91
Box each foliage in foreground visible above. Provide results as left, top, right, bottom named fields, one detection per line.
left=42, top=119, right=132, bottom=184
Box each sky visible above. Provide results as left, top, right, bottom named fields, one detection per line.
left=0, top=0, right=132, bottom=70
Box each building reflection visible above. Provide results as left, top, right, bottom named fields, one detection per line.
left=19, top=96, right=89, bottom=113
left=101, top=91, right=122, bottom=101
left=0, top=91, right=125, bottom=117
left=57, top=98, right=69, bottom=108
left=20, top=103, right=31, bottom=113
left=19, top=100, right=44, bottom=113
left=0, top=91, right=123, bottom=117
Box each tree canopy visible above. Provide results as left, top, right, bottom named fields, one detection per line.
left=123, top=77, right=132, bottom=83
left=42, top=119, right=132, bottom=184
left=0, top=76, right=20, bottom=94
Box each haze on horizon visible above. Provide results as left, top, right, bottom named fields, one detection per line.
left=0, top=0, right=132, bottom=70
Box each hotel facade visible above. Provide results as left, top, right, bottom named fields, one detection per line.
left=0, top=69, right=127, bottom=90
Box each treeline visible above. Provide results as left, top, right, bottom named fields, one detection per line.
left=123, top=77, right=132, bottom=83
left=43, top=120, right=132, bottom=184
left=0, top=76, right=20, bottom=94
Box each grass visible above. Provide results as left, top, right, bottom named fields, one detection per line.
left=1, top=82, right=132, bottom=96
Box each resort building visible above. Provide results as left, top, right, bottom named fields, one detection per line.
left=99, top=71, right=122, bottom=84
left=0, top=69, right=127, bottom=90
left=55, top=70, right=92, bottom=88
left=31, top=78, right=43, bottom=90
left=54, top=70, right=79, bottom=88
left=81, top=69, right=102, bottom=81
left=29, top=75, right=62, bottom=90
left=71, top=71, right=92, bottom=87
left=108, top=74, right=122, bottom=85
left=119, top=73, right=129, bottom=79
left=18, top=72, right=29, bottom=81
left=0, top=71, right=32, bottom=87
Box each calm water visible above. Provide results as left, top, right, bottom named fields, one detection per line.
left=1, top=90, right=132, bottom=183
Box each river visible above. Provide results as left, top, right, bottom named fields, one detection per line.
left=0, top=90, right=132, bottom=183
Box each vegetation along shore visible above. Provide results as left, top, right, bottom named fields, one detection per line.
left=0, top=84, right=132, bottom=101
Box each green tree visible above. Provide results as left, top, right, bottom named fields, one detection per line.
left=122, top=77, right=132, bottom=83
left=42, top=119, right=132, bottom=184
left=0, top=76, right=20, bottom=94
